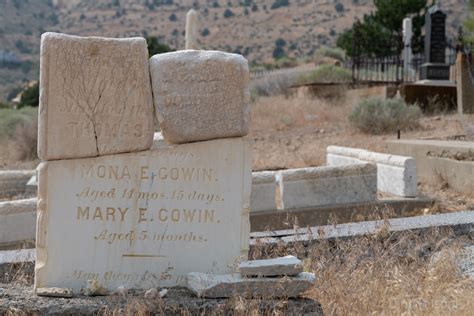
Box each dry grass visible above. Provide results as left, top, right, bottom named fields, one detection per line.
left=9, top=117, right=38, bottom=162
left=251, top=227, right=474, bottom=315
left=310, top=233, right=474, bottom=315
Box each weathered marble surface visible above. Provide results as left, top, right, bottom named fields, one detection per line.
left=35, top=138, right=251, bottom=293
left=251, top=171, right=277, bottom=212
left=149, top=50, right=250, bottom=144
left=0, top=170, right=35, bottom=198
left=186, top=272, right=315, bottom=298
left=238, top=255, right=303, bottom=277
left=0, top=199, right=36, bottom=247
left=327, top=146, right=417, bottom=197
left=36, top=287, right=73, bottom=298
left=38, top=32, right=154, bottom=160
left=276, top=163, right=377, bottom=210
left=185, top=9, right=198, bottom=50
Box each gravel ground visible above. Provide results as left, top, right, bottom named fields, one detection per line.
left=0, top=284, right=322, bottom=315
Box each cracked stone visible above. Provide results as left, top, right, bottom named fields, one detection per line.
left=239, top=255, right=304, bottom=277
left=149, top=50, right=250, bottom=144
left=186, top=272, right=315, bottom=298
left=38, top=32, right=154, bottom=160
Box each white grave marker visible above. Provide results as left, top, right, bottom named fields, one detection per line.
left=35, top=138, right=251, bottom=292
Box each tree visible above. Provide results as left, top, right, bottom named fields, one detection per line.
left=464, top=0, right=474, bottom=43
left=337, top=0, right=431, bottom=57
left=146, top=37, right=173, bottom=57
left=19, top=82, right=39, bottom=108
left=273, top=38, right=287, bottom=59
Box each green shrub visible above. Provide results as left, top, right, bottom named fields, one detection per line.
left=223, top=9, right=234, bottom=18
left=19, top=82, right=39, bottom=108
left=298, top=64, right=351, bottom=84
left=146, top=36, right=173, bottom=57
left=315, top=47, right=346, bottom=62
left=349, top=97, right=422, bottom=134
left=335, top=3, right=344, bottom=13
left=271, top=0, right=289, bottom=9
left=0, top=107, right=37, bottom=140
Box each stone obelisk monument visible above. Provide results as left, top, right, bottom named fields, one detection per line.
left=185, top=9, right=198, bottom=50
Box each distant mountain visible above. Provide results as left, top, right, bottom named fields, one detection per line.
left=0, top=0, right=469, bottom=101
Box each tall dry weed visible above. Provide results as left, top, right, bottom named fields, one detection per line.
left=251, top=227, right=474, bottom=315
left=309, top=230, right=474, bottom=315
left=251, top=95, right=348, bottom=133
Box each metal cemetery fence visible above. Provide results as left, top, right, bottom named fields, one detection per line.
left=347, top=40, right=458, bottom=84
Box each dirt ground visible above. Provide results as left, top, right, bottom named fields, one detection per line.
left=249, top=93, right=474, bottom=212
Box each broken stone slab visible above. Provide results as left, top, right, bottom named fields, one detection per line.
left=0, top=199, right=36, bottom=248
left=239, top=255, right=303, bottom=277
left=149, top=50, right=250, bottom=144
left=0, top=170, right=35, bottom=198
left=36, top=287, right=73, bottom=298
left=186, top=272, right=315, bottom=298
left=251, top=171, right=277, bottom=212
left=276, top=163, right=377, bottom=210
left=457, top=245, right=474, bottom=279
left=25, top=173, right=37, bottom=196
left=151, top=132, right=170, bottom=149
left=327, top=146, right=417, bottom=197
left=38, top=32, right=154, bottom=160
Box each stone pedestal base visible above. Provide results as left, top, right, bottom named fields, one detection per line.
left=420, top=63, right=450, bottom=80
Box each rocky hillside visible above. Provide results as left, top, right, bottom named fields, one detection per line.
left=0, top=0, right=470, bottom=101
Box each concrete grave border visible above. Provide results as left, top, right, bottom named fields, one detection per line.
left=327, top=146, right=417, bottom=197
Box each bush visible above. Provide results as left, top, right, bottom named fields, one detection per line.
left=10, top=117, right=38, bottom=161
left=19, top=82, right=39, bottom=108
left=271, top=0, right=289, bottom=10
left=272, top=46, right=286, bottom=59
left=315, top=47, right=346, bottom=62
left=0, top=107, right=37, bottom=140
left=335, top=3, right=344, bottom=13
left=146, top=36, right=173, bottom=57
left=201, top=28, right=210, bottom=37
left=223, top=9, right=234, bottom=18
left=250, top=71, right=299, bottom=99
left=298, top=64, right=351, bottom=84
left=349, top=97, right=422, bottom=134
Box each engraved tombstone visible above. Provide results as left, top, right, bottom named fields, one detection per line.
left=38, top=33, right=154, bottom=160
left=35, top=138, right=251, bottom=292
left=420, top=7, right=450, bottom=80
left=149, top=50, right=250, bottom=144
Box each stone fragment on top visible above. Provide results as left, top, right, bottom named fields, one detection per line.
left=149, top=50, right=250, bottom=144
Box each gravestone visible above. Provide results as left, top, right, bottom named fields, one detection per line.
left=38, top=33, right=154, bottom=160
left=35, top=138, right=251, bottom=293
left=402, top=18, right=413, bottom=77
left=149, top=50, right=250, bottom=144
left=185, top=9, right=198, bottom=50
left=420, top=7, right=450, bottom=80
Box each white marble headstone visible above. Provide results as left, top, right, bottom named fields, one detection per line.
left=35, top=138, right=251, bottom=292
